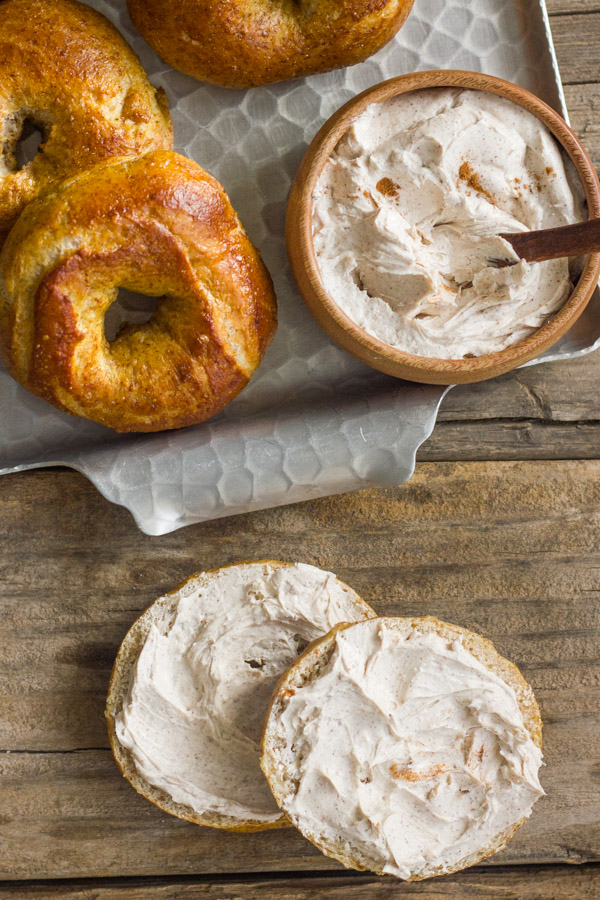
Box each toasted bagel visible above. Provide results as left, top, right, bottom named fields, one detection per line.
left=0, top=0, right=172, bottom=246
left=0, top=151, right=277, bottom=432
left=127, top=0, right=415, bottom=88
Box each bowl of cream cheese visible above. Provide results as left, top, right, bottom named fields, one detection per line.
left=286, top=70, right=600, bottom=384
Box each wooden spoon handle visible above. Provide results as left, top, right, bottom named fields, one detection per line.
left=499, top=218, right=600, bottom=262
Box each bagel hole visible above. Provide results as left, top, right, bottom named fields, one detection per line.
left=15, top=118, right=44, bottom=170
left=104, top=289, right=160, bottom=342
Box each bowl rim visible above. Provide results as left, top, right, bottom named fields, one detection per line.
left=286, top=69, right=600, bottom=385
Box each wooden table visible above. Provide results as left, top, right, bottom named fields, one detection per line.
left=2, top=2, right=600, bottom=897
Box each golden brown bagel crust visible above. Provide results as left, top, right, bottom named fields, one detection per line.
left=127, top=0, right=415, bottom=88
left=0, top=151, right=277, bottom=432
left=0, top=0, right=172, bottom=246
left=261, top=616, right=543, bottom=881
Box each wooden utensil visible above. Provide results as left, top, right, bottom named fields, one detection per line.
left=492, top=218, right=600, bottom=267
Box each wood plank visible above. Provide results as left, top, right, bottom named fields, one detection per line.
left=440, top=355, right=600, bottom=424
left=419, top=419, right=600, bottom=460
left=563, top=83, right=600, bottom=164
left=0, top=744, right=595, bottom=879
left=551, top=13, right=600, bottom=84
left=1, top=461, right=599, bottom=877
left=3, top=865, right=600, bottom=899
left=548, top=1, right=600, bottom=16
left=430, top=357, right=600, bottom=460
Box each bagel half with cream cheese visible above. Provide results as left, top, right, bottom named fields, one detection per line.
left=127, top=0, right=416, bottom=88
left=261, top=616, right=544, bottom=879
left=106, top=560, right=376, bottom=831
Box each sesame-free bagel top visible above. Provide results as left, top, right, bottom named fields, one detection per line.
left=127, top=0, right=415, bottom=88
left=262, top=616, right=544, bottom=880
left=106, top=561, right=376, bottom=830
left=0, top=151, right=277, bottom=432
left=0, top=0, right=172, bottom=247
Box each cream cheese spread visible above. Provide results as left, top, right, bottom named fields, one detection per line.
left=313, top=88, right=585, bottom=359
left=277, top=619, right=544, bottom=879
left=115, top=561, right=372, bottom=824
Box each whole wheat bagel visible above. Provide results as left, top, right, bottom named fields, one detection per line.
left=127, top=0, right=416, bottom=88
left=261, top=616, right=544, bottom=880
left=0, top=151, right=277, bottom=432
left=106, top=560, right=376, bottom=831
left=0, top=0, right=172, bottom=247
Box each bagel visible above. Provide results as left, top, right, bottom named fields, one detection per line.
left=0, top=0, right=172, bottom=247
left=106, top=561, right=377, bottom=831
left=127, top=0, right=416, bottom=88
left=261, top=616, right=544, bottom=880
left=0, top=151, right=277, bottom=432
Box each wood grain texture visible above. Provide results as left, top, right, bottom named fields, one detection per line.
left=1, top=462, right=599, bottom=877
left=441, top=354, right=600, bottom=423
left=565, top=84, right=600, bottom=166
left=548, top=1, right=600, bottom=17
left=2, top=866, right=600, bottom=899
left=499, top=218, right=600, bottom=262
left=553, top=13, right=600, bottom=84
left=419, top=419, right=600, bottom=461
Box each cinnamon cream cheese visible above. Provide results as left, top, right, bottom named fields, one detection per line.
left=276, top=619, right=544, bottom=879
left=312, top=88, right=585, bottom=359
left=114, top=562, right=373, bottom=824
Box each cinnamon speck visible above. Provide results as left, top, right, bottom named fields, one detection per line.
left=458, top=160, right=495, bottom=203
left=376, top=177, right=400, bottom=198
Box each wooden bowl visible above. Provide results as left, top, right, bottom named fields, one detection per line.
left=286, top=70, right=600, bottom=385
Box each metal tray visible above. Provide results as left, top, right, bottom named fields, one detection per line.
left=1, top=0, right=598, bottom=535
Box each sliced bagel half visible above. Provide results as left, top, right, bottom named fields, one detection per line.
left=106, top=560, right=376, bottom=831
left=261, top=616, right=543, bottom=876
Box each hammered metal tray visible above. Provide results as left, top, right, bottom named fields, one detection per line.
left=1, top=0, right=598, bottom=535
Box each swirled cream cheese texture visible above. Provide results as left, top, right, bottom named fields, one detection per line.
left=277, top=620, right=544, bottom=879
left=313, top=89, right=585, bottom=358
left=115, top=562, right=372, bottom=823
